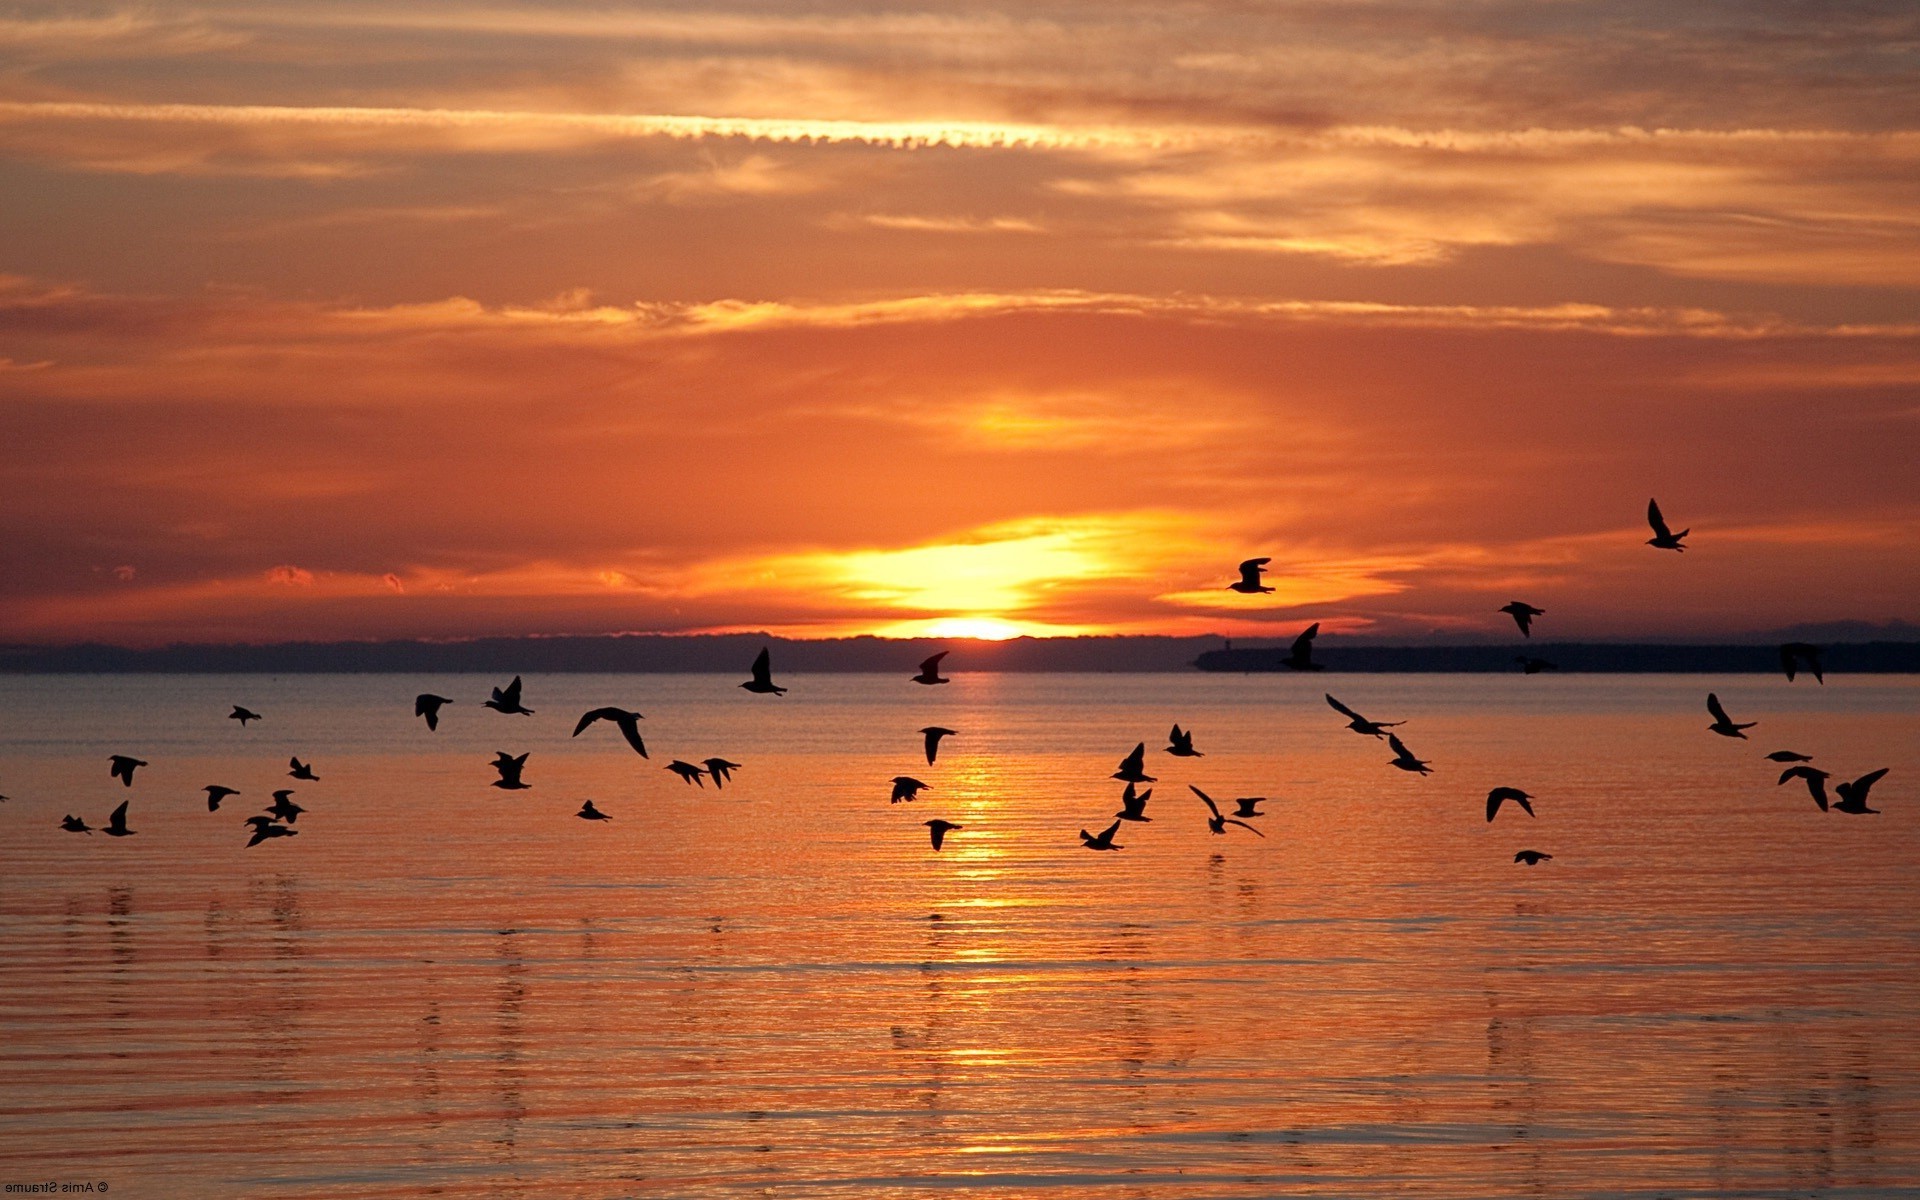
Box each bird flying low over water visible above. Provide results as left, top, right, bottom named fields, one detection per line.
left=1115, top=781, right=1153, bottom=822
left=1192, top=786, right=1265, bottom=837
left=1515, top=656, right=1557, bottom=674
left=267, top=790, right=304, bottom=823
left=1834, top=768, right=1890, bottom=815
left=925, top=819, right=962, bottom=851
left=1165, top=724, right=1203, bottom=757
left=109, top=755, right=146, bottom=787
left=740, top=648, right=787, bottom=695
left=1706, top=693, right=1755, bottom=739
left=665, top=760, right=706, bottom=787
left=577, top=800, right=613, bottom=822
left=1112, top=742, right=1157, bottom=784
left=1386, top=733, right=1432, bottom=775
left=1765, top=750, right=1813, bottom=763
left=912, top=652, right=950, bottom=685
left=1646, top=498, right=1688, bottom=551
left=490, top=753, right=531, bottom=791
left=919, top=726, right=955, bottom=765
left=415, top=694, right=453, bottom=731
left=1283, top=623, right=1325, bottom=671
left=1513, top=850, right=1553, bottom=866
left=104, top=800, right=134, bottom=837
left=60, top=814, right=91, bottom=834
left=1777, top=766, right=1831, bottom=811
left=1499, top=602, right=1545, bottom=638
left=244, top=817, right=298, bottom=848
left=572, top=707, right=647, bottom=758
left=1779, top=643, right=1825, bottom=684
left=1080, top=818, right=1124, bottom=851
left=1230, top=557, right=1274, bottom=594
left=485, top=676, right=535, bottom=715
left=1325, top=694, right=1403, bottom=738
left=703, top=758, right=742, bottom=789
left=1232, top=797, right=1266, bottom=818
left=1486, top=787, right=1536, bottom=822
left=229, top=705, right=262, bottom=726
left=288, top=757, right=319, bottom=781
left=891, top=776, right=929, bottom=804
left=204, top=785, right=239, bottom=812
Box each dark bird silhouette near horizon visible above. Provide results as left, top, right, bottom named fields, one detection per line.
left=1192, top=786, right=1265, bottom=837
left=919, top=726, right=955, bottom=765
left=267, top=789, right=304, bottom=823
left=911, top=652, right=950, bottom=685
left=1112, top=742, right=1157, bottom=784
left=485, top=675, right=535, bottom=715
left=741, top=647, right=787, bottom=695
left=288, top=756, right=318, bottom=781
left=666, top=760, right=706, bottom=787
left=577, top=800, right=613, bottom=821
left=891, top=775, right=929, bottom=803
left=572, top=707, right=648, bottom=757
left=1232, top=797, right=1265, bottom=818
left=1778, top=765, right=1831, bottom=811
left=1164, top=724, right=1203, bottom=757
left=1779, top=643, right=1825, bottom=684
left=1283, top=623, right=1325, bottom=671
left=1229, top=557, right=1274, bottom=594
left=1079, top=818, right=1124, bottom=851
left=1325, top=693, right=1403, bottom=738
left=1706, top=693, right=1756, bottom=738
left=415, top=693, right=453, bottom=730
left=244, top=817, right=297, bottom=847
left=103, top=800, right=134, bottom=837
left=229, top=705, right=262, bottom=726
left=703, top=758, right=741, bottom=789
left=1516, top=655, right=1557, bottom=674
left=925, top=819, right=961, bottom=850
left=1514, top=850, right=1552, bottom=865
left=1386, top=733, right=1432, bottom=775
left=1834, top=768, right=1890, bottom=815
left=109, top=755, right=146, bottom=787
left=490, top=752, right=531, bottom=790
left=1486, top=787, right=1536, bottom=822
left=60, top=814, right=91, bottom=834
left=1499, top=601, right=1545, bottom=637
left=1765, top=750, right=1813, bottom=763
left=1646, top=498, right=1688, bottom=551
left=1115, top=781, right=1153, bottom=822
left=204, top=784, right=239, bottom=812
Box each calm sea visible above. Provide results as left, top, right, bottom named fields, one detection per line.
left=1, top=672, right=1916, bottom=1198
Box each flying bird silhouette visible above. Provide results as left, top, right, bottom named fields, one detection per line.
left=925, top=819, right=962, bottom=850
left=1229, top=557, right=1274, bottom=594
left=1646, top=498, right=1688, bottom=551
left=1779, top=643, right=1825, bottom=684
left=1111, top=742, right=1157, bottom=784
left=1192, top=786, right=1265, bottom=837
left=490, top=752, right=531, bottom=790
left=1499, top=602, right=1545, bottom=638
left=1486, top=787, right=1536, bottom=822
left=665, top=760, right=706, bottom=787
left=1513, top=850, right=1553, bottom=866
left=891, top=776, right=929, bottom=804
left=1231, top=797, right=1266, bottom=818
left=1283, top=623, right=1325, bottom=671
left=1079, top=818, right=1124, bottom=851
left=1777, top=765, right=1831, bottom=811
left=703, top=758, right=742, bottom=789
left=229, top=705, right=262, bottom=726
left=740, top=648, right=787, bottom=695
left=1833, top=768, right=1890, bottom=815
left=103, top=800, right=134, bottom=837
left=1325, top=694, right=1403, bottom=738
left=245, top=818, right=298, bottom=848
left=288, top=756, right=319, bottom=781
left=60, top=814, right=91, bottom=834
left=1706, top=693, right=1755, bottom=738
left=572, top=707, right=648, bottom=757
left=484, top=675, right=535, bottom=715
left=415, top=693, right=453, bottom=730
left=919, top=726, right=955, bottom=765
left=577, top=800, right=613, bottom=822
left=1765, top=750, right=1813, bottom=763
left=109, top=755, right=146, bottom=787
left=1114, top=781, right=1153, bottom=822
left=1165, top=724, right=1203, bottom=757
left=911, top=652, right=950, bottom=685
left=1515, top=656, right=1557, bottom=674
left=1386, top=733, right=1432, bottom=775
left=204, top=785, right=239, bottom=812
left=266, top=790, right=304, bottom=823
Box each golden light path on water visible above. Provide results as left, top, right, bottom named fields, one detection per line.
left=0, top=671, right=1916, bottom=1198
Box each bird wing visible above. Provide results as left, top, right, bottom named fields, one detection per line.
left=1648, top=498, right=1671, bottom=538
left=751, top=648, right=773, bottom=683
left=1225, top=819, right=1266, bottom=837
left=1291, top=623, right=1320, bottom=656
left=1324, top=694, right=1365, bottom=722
left=109, top=800, right=128, bottom=830
left=619, top=721, right=648, bottom=757
left=1189, top=785, right=1221, bottom=819
left=1486, top=791, right=1503, bottom=822
left=572, top=708, right=613, bottom=736
left=919, top=651, right=948, bottom=674
left=1387, top=733, right=1414, bottom=758
left=1847, top=768, right=1891, bottom=801
left=1097, top=818, right=1122, bottom=843
left=501, top=676, right=523, bottom=704
left=1706, top=693, right=1731, bottom=724
left=1237, top=557, right=1269, bottom=584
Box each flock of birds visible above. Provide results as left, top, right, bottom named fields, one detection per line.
left=31, top=498, right=1898, bottom=860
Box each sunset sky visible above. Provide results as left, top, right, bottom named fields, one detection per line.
left=3, top=2, right=1918, bottom=646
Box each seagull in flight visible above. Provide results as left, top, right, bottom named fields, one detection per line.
left=490, top=752, right=531, bottom=790
left=415, top=693, right=453, bottom=731
left=1231, top=797, right=1265, bottom=818
left=485, top=675, right=535, bottom=715
left=1283, top=623, right=1324, bottom=671
left=1833, top=768, right=1890, bottom=815
left=267, top=790, right=304, bottom=823
left=245, top=818, right=298, bottom=848
left=1486, top=787, right=1536, bottom=822
left=1229, top=557, right=1274, bottom=594
left=1515, top=656, right=1557, bottom=674
left=204, top=785, right=239, bottom=812
left=1164, top=724, right=1203, bottom=757
left=1513, top=850, right=1552, bottom=866
left=1706, top=693, right=1755, bottom=739
left=577, top=800, right=613, bottom=822
left=919, top=726, right=955, bottom=765
left=1499, top=602, right=1544, bottom=638
left=109, top=755, right=146, bottom=787
left=911, top=652, right=950, bottom=685
left=1111, top=742, right=1157, bottom=784
left=1192, top=786, right=1265, bottom=837
left=572, top=707, right=648, bottom=758
left=229, top=705, right=262, bottom=726
left=703, top=758, right=742, bottom=789
left=891, top=776, right=929, bottom=804
left=103, top=800, right=135, bottom=837
left=288, top=756, right=319, bottom=781
left=1765, top=750, right=1813, bottom=763
left=1646, top=498, right=1688, bottom=551
left=925, top=819, right=962, bottom=850
left=1114, top=781, right=1153, bottom=822
left=1079, top=818, right=1124, bottom=851
left=1779, top=643, right=1824, bottom=684
left=1325, top=694, right=1403, bottom=738
left=1777, top=766, right=1830, bottom=811
left=60, top=814, right=91, bottom=834
left=666, top=760, right=707, bottom=787
left=1386, top=733, right=1431, bottom=775
left=740, top=648, right=787, bottom=695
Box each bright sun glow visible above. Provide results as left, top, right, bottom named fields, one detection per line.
left=902, top=616, right=1029, bottom=640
